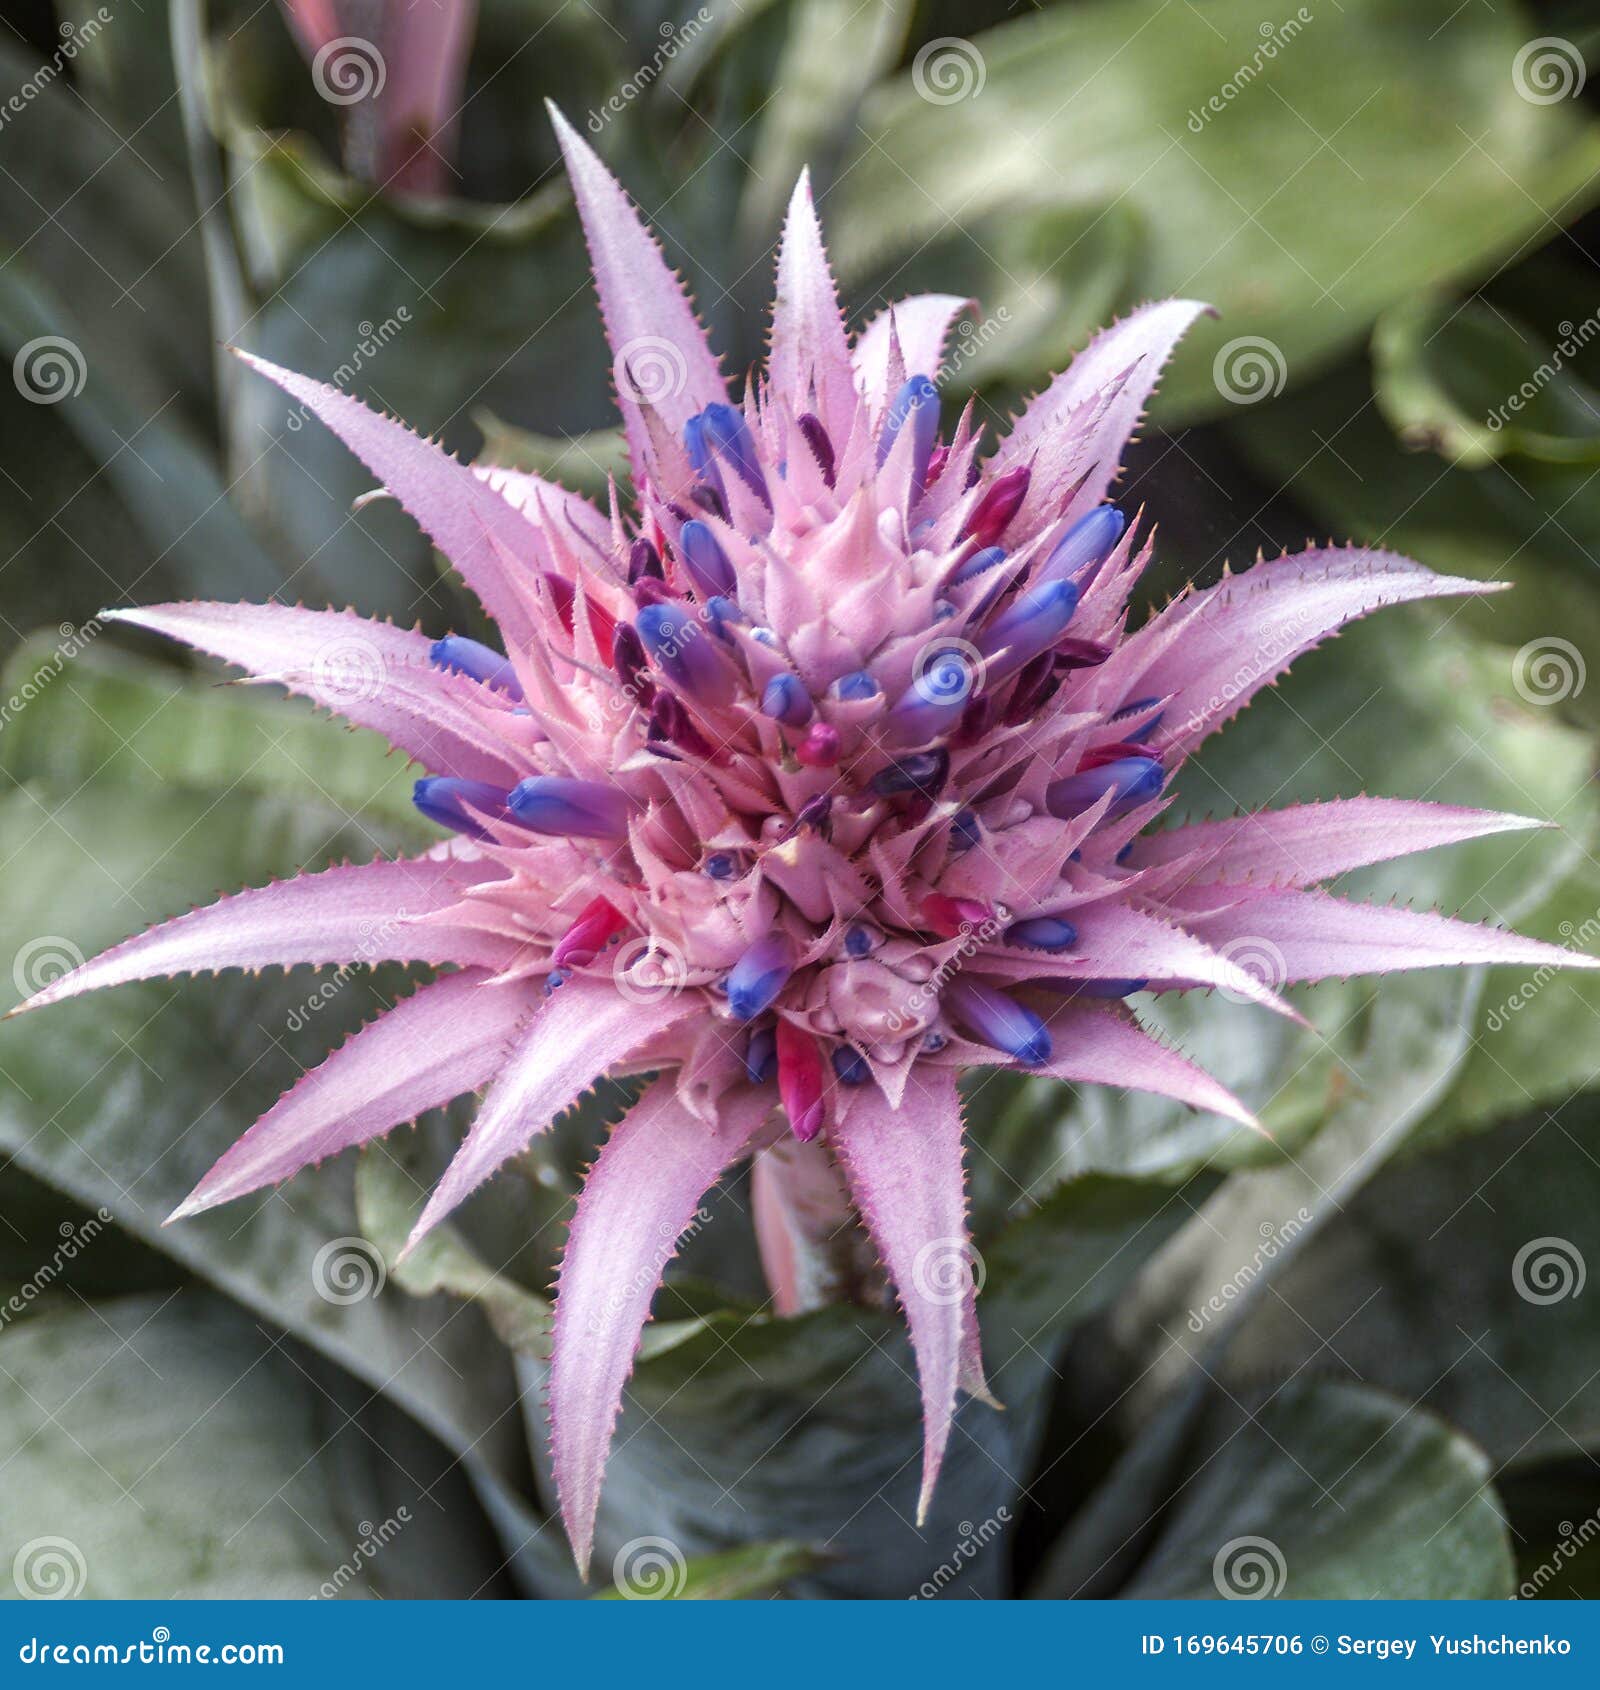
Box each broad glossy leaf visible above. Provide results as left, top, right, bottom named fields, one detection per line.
left=1219, top=1100, right=1600, bottom=1465
left=1110, top=1379, right=1511, bottom=1599
left=0, top=1292, right=511, bottom=1599
left=837, top=0, right=1600, bottom=420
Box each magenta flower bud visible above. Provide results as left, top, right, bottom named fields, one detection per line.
left=552, top=896, right=628, bottom=968
left=795, top=721, right=841, bottom=767
left=430, top=635, right=524, bottom=700
left=508, top=775, right=632, bottom=839
left=776, top=1019, right=825, bottom=1140
left=627, top=536, right=664, bottom=583
left=795, top=412, right=836, bottom=486
left=945, top=980, right=1052, bottom=1065
left=1037, top=506, right=1126, bottom=584
left=961, top=465, right=1031, bottom=548
left=725, top=932, right=797, bottom=1021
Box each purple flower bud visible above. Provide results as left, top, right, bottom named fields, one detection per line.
left=945, top=980, right=1052, bottom=1065
left=844, top=924, right=876, bottom=958
left=611, top=622, right=654, bottom=703
left=1007, top=916, right=1078, bottom=952
left=683, top=413, right=727, bottom=506
left=429, top=636, right=525, bottom=701
left=705, top=596, right=743, bottom=639
left=1038, top=506, right=1126, bottom=584
left=678, top=519, right=736, bottom=599
left=1002, top=651, right=1060, bottom=725
left=648, top=691, right=714, bottom=758
left=636, top=603, right=733, bottom=704
left=725, top=933, right=797, bottom=1021
left=949, top=545, right=1007, bottom=587
left=1046, top=756, right=1164, bottom=816
left=1035, top=977, right=1148, bottom=998
left=876, top=374, right=941, bottom=493
left=870, top=749, right=949, bottom=798
left=1111, top=695, right=1165, bottom=734
left=796, top=412, right=836, bottom=487
left=832, top=669, right=880, bottom=702
left=704, top=851, right=739, bottom=880
left=976, top=578, right=1080, bottom=674
left=761, top=672, right=813, bottom=727
left=832, top=1045, right=870, bottom=1085
left=693, top=402, right=769, bottom=504
left=412, top=778, right=513, bottom=840
left=888, top=647, right=977, bottom=744
left=950, top=810, right=981, bottom=851
left=744, top=1023, right=777, bottom=1084
left=507, top=776, right=632, bottom=840
left=628, top=536, right=664, bottom=583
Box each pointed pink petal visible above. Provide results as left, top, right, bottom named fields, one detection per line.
left=1177, top=887, right=1600, bottom=983
left=475, top=463, right=613, bottom=558
left=172, top=968, right=537, bottom=1218
left=1111, top=547, right=1504, bottom=753
left=235, top=351, right=542, bottom=650
left=770, top=170, right=855, bottom=437
left=547, top=105, right=727, bottom=478
left=551, top=1078, right=771, bottom=1577
left=852, top=294, right=972, bottom=412
left=827, top=1067, right=981, bottom=1523
left=15, top=855, right=516, bottom=1014
left=994, top=300, right=1208, bottom=526
left=108, top=602, right=523, bottom=783
left=1132, top=798, right=1544, bottom=889
left=406, top=976, right=698, bottom=1247
left=1033, top=1004, right=1259, bottom=1130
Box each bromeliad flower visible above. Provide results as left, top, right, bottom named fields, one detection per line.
left=19, top=109, right=1597, bottom=1574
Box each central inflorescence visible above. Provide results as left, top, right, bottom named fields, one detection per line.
left=418, top=364, right=1156, bottom=1134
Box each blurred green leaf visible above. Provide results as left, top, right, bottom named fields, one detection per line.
left=1374, top=295, right=1600, bottom=468
left=0, top=1292, right=512, bottom=1598
left=1220, top=1100, right=1600, bottom=1465
left=1113, top=1379, right=1512, bottom=1599
left=837, top=0, right=1600, bottom=420
left=592, top=1537, right=825, bottom=1599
